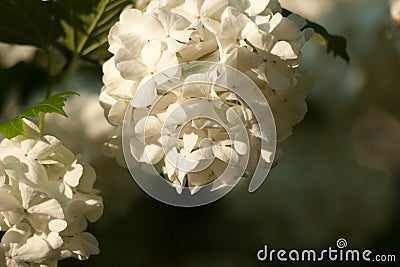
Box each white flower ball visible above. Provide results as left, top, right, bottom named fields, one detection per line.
left=0, top=119, right=103, bottom=266
left=100, top=0, right=314, bottom=173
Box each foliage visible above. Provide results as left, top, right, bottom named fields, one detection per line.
left=0, top=0, right=134, bottom=58
left=282, top=8, right=350, bottom=63
left=57, top=0, right=134, bottom=59
left=0, top=91, right=78, bottom=138
left=0, top=0, right=62, bottom=48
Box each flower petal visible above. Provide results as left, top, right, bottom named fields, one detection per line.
left=116, top=59, right=147, bottom=81
left=14, top=236, right=52, bottom=262
left=28, top=199, right=64, bottom=219
left=77, top=165, right=98, bottom=194
left=270, top=41, right=297, bottom=60
left=49, top=219, right=68, bottom=233
left=47, top=232, right=64, bottom=249
left=62, top=232, right=100, bottom=261
left=1, top=223, right=31, bottom=245
left=182, top=132, right=198, bottom=154
left=142, top=40, right=164, bottom=69
left=120, top=9, right=165, bottom=40
left=245, top=0, right=269, bottom=16
left=0, top=185, right=21, bottom=212
left=64, top=161, right=83, bottom=188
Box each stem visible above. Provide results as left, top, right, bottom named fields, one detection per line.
left=38, top=48, right=76, bottom=137
left=38, top=112, right=45, bottom=136
left=38, top=81, right=55, bottom=136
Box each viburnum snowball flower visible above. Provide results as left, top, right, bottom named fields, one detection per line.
left=0, top=119, right=103, bottom=266
left=100, top=0, right=313, bottom=178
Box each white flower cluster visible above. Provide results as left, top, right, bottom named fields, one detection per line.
left=0, top=120, right=103, bottom=266
left=100, top=0, right=313, bottom=170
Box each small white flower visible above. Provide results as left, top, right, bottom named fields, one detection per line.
left=1, top=223, right=56, bottom=267
left=173, top=0, right=229, bottom=33
left=217, top=7, right=253, bottom=65
left=117, top=39, right=179, bottom=81
left=60, top=232, right=100, bottom=261
left=0, top=134, right=60, bottom=186
left=130, top=115, right=164, bottom=164
left=0, top=183, right=64, bottom=232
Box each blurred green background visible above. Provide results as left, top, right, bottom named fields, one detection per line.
left=1, top=0, right=399, bottom=266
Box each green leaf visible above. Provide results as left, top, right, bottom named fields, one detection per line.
left=282, top=8, right=350, bottom=64
left=0, top=91, right=78, bottom=139
left=57, top=0, right=134, bottom=60
left=0, top=0, right=62, bottom=48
